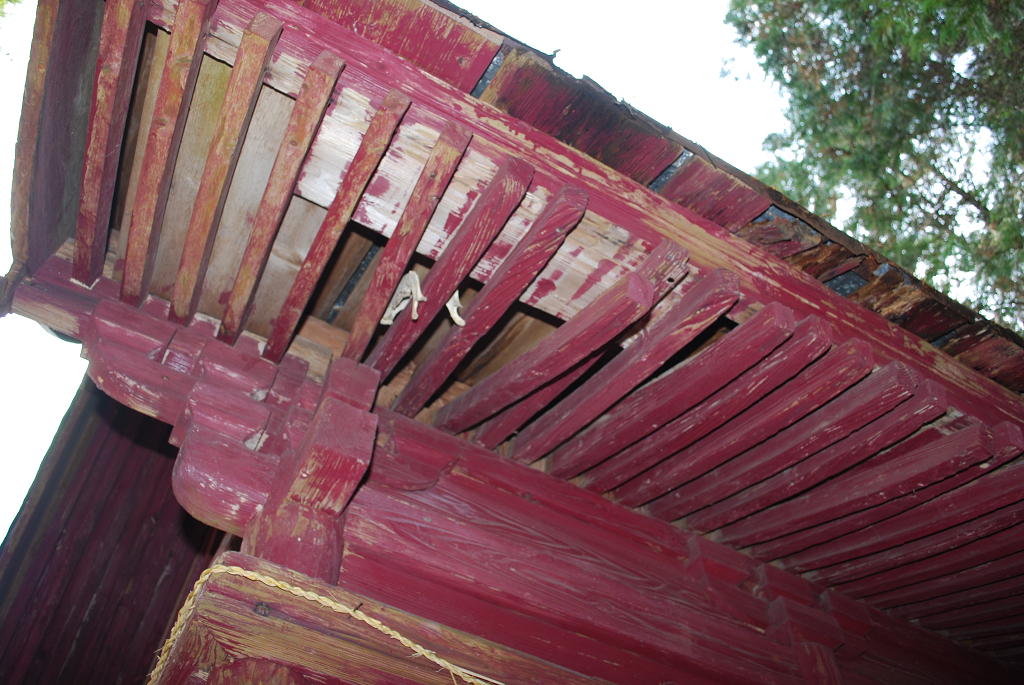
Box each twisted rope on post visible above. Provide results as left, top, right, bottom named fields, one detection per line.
left=147, top=564, right=505, bottom=685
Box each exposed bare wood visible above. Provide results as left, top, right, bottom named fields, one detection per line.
left=73, top=0, right=149, bottom=285
left=368, top=156, right=534, bottom=378
left=264, top=89, right=410, bottom=361
left=342, top=120, right=472, bottom=360
left=169, top=12, right=283, bottom=324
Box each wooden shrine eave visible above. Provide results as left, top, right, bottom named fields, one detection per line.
left=7, top=0, right=1024, bottom=679
left=8, top=0, right=1023, bottom=429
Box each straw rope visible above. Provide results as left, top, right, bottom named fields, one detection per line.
left=146, top=564, right=504, bottom=685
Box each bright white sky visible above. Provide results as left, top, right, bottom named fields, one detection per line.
left=0, top=0, right=787, bottom=539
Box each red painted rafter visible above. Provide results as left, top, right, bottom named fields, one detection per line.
left=697, top=379, right=947, bottom=535
left=73, top=0, right=149, bottom=285
left=604, top=317, right=834, bottom=505
left=469, top=239, right=689, bottom=449
left=218, top=50, right=345, bottom=343
left=518, top=269, right=739, bottom=471
left=681, top=361, right=918, bottom=530
left=120, top=0, right=218, bottom=306
left=565, top=303, right=795, bottom=489
left=342, top=120, right=471, bottom=361
left=263, top=89, right=411, bottom=362
left=392, top=183, right=588, bottom=416
left=433, top=273, right=655, bottom=435
left=366, top=155, right=535, bottom=378
left=169, top=12, right=283, bottom=324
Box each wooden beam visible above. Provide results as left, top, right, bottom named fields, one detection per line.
left=565, top=302, right=794, bottom=490
left=392, top=183, right=588, bottom=416
left=217, top=50, right=344, bottom=343
left=466, top=239, right=689, bottom=449
left=207, top=659, right=308, bottom=685
left=643, top=338, right=874, bottom=519
left=919, top=594, right=1024, bottom=631
left=470, top=352, right=603, bottom=450
left=681, top=361, right=918, bottom=530
left=704, top=379, right=947, bottom=538
left=604, top=317, right=834, bottom=506
left=367, top=155, right=535, bottom=378
left=891, top=575, right=1024, bottom=621
left=786, top=457, right=1024, bottom=575
left=433, top=273, right=654, bottom=434
left=72, top=0, right=148, bottom=285
left=120, top=0, right=218, bottom=306
left=151, top=551, right=620, bottom=685
left=264, top=90, right=410, bottom=362
left=342, top=120, right=471, bottom=360
left=517, top=269, right=739, bottom=470
left=169, top=12, right=283, bottom=324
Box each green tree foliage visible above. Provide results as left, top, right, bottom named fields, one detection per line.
left=727, top=1, right=1024, bottom=331
left=0, top=0, right=22, bottom=18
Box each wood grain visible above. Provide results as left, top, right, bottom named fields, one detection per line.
left=342, top=120, right=471, bottom=360
left=367, top=155, right=534, bottom=378
left=264, top=89, right=410, bottom=361
left=72, top=0, right=148, bottom=285
left=392, top=183, right=588, bottom=415
left=120, top=0, right=217, bottom=306
left=169, top=12, right=283, bottom=324
left=518, top=269, right=739, bottom=470
left=433, top=273, right=654, bottom=434
left=218, top=50, right=344, bottom=343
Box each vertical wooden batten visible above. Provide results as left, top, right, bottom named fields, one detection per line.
left=264, top=88, right=411, bottom=362
left=218, top=50, right=345, bottom=343
left=120, top=0, right=219, bottom=306
left=73, top=0, right=149, bottom=285
left=169, top=11, right=283, bottom=324
left=342, top=119, right=472, bottom=361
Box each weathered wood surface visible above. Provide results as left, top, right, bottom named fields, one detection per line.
left=393, top=183, right=589, bottom=415
left=207, top=659, right=308, bottom=685
left=467, top=239, right=690, bottom=449
left=786, top=456, right=1024, bottom=575
left=680, top=361, right=918, bottom=530
left=120, top=0, right=218, bottom=306
left=702, top=379, right=948, bottom=536
left=264, top=89, right=410, bottom=362
left=368, top=154, right=532, bottom=376
left=892, top=575, right=1024, bottom=622
left=218, top=50, right=344, bottom=343
left=518, top=269, right=739, bottom=469
left=73, top=0, right=148, bottom=285
left=153, top=551, right=617, bottom=685
left=434, top=273, right=654, bottom=434
left=564, top=302, right=795, bottom=488
left=141, top=0, right=1024, bottom=432
left=342, top=120, right=471, bottom=360
left=731, top=424, right=997, bottom=551
left=367, top=155, right=534, bottom=377
left=170, top=12, right=283, bottom=324
left=606, top=317, right=836, bottom=507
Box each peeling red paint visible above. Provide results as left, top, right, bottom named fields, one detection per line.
left=571, top=258, right=617, bottom=303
